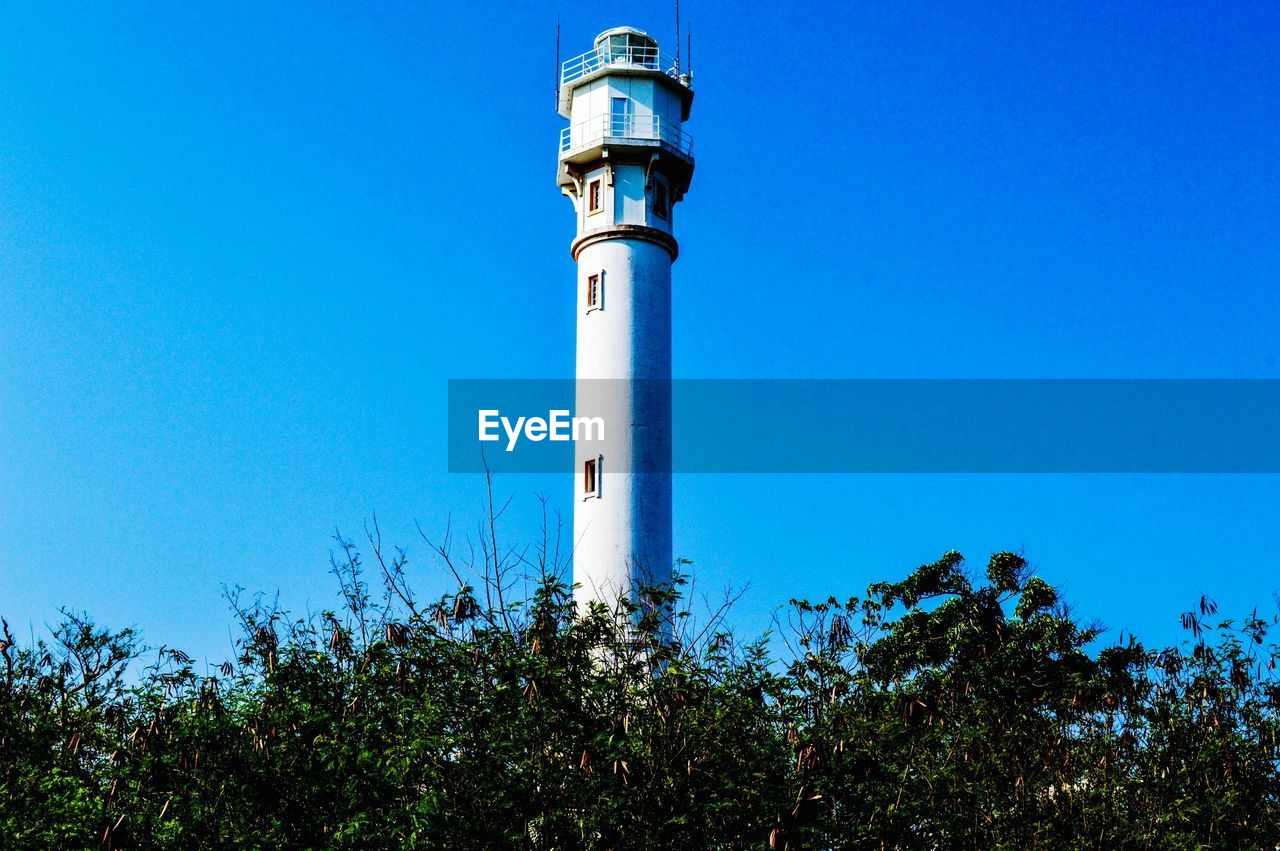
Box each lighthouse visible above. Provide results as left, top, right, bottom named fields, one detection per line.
left=557, top=27, right=694, bottom=614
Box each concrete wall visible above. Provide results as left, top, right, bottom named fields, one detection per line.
left=568, top=75, right=684, bottom=133
left=571, top=163, right=672, bottom=233
left=572, top=236, right=673, bottom=610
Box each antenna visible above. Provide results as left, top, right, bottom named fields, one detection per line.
left=687, top=27, right=692, bottom=78
left=554, top=16, right=561, bottom=111
left=674, top=0, right=681, bottom=72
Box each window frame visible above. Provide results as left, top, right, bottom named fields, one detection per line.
left=583, top=456, right=601, bottom=499
left=587, top=177, right=603, bottom=215
left=586, top=271, right=603, bottom=311
left=651, top=180, right=669, bottom=221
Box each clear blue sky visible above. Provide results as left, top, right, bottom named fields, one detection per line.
left=2, top=2, right=1278, bottom=661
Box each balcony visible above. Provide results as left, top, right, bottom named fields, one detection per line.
left=560, top=43, right=687, bottom=89
left=559, top=114, right=694, bottom=160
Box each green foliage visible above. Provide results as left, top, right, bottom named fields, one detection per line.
left=4, top=541, right=1280, bottom=849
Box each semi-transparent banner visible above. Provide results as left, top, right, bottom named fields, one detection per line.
left=447, top=379, right=1280, bottom=473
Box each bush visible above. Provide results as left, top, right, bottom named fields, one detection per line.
left=3, top=523, right=1279, bottom=848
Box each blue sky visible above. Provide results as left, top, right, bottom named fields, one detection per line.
left=2, top=1, right=1278, bottom=661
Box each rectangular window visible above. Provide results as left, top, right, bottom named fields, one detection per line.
left=586, top=273, right=601, bottom=310
left=652, top=181, right=669, bottom=220
left=587, top=178, right=602, bottom=214
left=583, top=457, right=600, bottom=497
left=610, top=97, right=631, bottom=136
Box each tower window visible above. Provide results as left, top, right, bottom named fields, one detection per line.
left=610, top=97, right=632, bottom=136
left=586, top=272, right=602, bottom=310
left=583, top=457, right=600, bottom=498
left=587, top=178, right=603, bottom=214
left=652, top=181, right=669, bottom=220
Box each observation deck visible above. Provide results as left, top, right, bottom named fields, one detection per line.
left=559, top=113, right=693, bottom=160
left=557, top=27, right=694, bottom=119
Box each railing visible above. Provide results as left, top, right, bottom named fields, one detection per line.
left=560, top=44, right=686, bottom=88
left=559, top=114, right=694, bottom=158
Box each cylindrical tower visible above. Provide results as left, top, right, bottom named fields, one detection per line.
left=557, top=27, right=694, bottom=613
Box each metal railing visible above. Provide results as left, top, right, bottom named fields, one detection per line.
left=559, top=114, right=694, bottom=158
left=560, top=44, right=685, bottom=87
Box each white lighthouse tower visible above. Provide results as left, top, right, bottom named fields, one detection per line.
left=557, top=27, right=694, bottom=614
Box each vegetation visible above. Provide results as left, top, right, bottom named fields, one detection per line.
left=4, top=512, right=1280, bottom=848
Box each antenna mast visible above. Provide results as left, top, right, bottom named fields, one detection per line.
left=554, top=16, right=561, bottom=110
left=674, top=0, right=681, bottom=72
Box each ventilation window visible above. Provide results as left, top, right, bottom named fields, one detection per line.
left=583, top=457, right=601, bottom=498
left=587, top=178, right=603, bottom=215
left=652, top=181, right=669, bottom=220
left=586, top=272, right=602, bottom=310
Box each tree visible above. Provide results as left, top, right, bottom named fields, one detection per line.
left=3, top=531, right=1279, bottom=849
